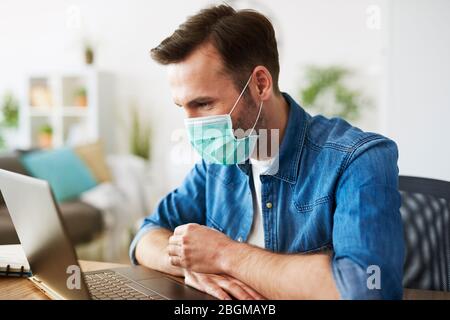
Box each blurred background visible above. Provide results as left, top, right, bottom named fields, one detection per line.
left=0, top=0, right=448, bottom=263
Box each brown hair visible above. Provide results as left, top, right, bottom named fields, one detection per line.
left=150, top=4, right=280, bottom=94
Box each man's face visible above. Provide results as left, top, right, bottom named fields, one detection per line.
left=168, top=42, right=260, bottom=133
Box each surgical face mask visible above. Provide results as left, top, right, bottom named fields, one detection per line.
left=184, top=75, right=263, bottom=165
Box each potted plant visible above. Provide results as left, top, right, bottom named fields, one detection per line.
left=130, top=106, right=151, bottom=161
left=84, top=44, right=94, bottom=65
left=0, top=92, right=20, bottom=151
left=38, top=124, right=53, bottom=149
left=1, top=92, right=19, bottom=128
left=74, top=87, right=87, bottom=107
left=84, top=45, right=94, bottom=65
left=299, top=65, right=371, bottom=121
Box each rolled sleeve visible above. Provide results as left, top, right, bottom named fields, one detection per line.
left=332, top=137, right=404, bottom=299
left=129, top=223, right=162, bottom=265
left=332, top=257, right=384, bottom=299
left=129, top=160, right=208, bottom=265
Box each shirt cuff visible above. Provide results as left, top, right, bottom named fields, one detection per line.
left=129, top=224, right=162, bottom=265
left=332, top=257, right=388, bottom=300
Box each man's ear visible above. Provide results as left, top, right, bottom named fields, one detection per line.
left=253, top=66, right=273, bottom=101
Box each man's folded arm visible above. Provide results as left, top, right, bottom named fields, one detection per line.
left=134, top=227, right=184, bottom=276
left=129, top=160, right=207, bottom=275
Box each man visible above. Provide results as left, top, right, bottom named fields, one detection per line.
left=130, top=4, right=404, bottom=300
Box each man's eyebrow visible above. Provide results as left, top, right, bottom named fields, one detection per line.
left=175, top=96, right=215, bottom=108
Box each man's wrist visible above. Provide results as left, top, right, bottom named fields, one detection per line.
left=219, top=240, right=245, bottom=275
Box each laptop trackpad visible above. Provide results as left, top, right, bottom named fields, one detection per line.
left=138, top=278, right=215, bottom=300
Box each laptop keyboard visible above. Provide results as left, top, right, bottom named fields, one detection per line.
left=84, top=270, right=167, bottom=300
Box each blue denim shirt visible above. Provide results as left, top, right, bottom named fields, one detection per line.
left=130, top=93, right=404, bottom=300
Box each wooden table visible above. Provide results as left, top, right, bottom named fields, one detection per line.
left=0, top=260, right=449, bottom=300
left=0, top=260, right=125, bottom=300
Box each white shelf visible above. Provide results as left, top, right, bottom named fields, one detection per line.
left=28, top=107, right=53, bottom=117
left=20, top=68, right=115, bottom=151
left=62, top=106, right=89, bottom=117
left=27, top=106, right=89, bottom=117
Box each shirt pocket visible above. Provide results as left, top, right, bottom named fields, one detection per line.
left=285, top=195, right=334, bottom=252
left=292, top=195, right=333, bottom=213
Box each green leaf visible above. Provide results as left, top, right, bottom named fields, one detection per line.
left=299, top=65, right=368, bottom=121
left=1, top=92, right=20, bottom=128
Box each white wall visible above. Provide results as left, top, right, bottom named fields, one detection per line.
left=386, top=0, right=450, bottom=181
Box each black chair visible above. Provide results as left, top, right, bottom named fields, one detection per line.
left=399, top=175, right=450, bottom=291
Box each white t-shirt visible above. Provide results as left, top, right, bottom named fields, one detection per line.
left=246, top=157, right=275, bottom=248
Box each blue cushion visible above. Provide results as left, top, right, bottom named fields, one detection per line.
left=21, top=147, right=97, bottom=202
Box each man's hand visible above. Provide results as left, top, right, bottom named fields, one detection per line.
left=167, top=223, right=234, bottom=274
left=184, top=270, right=265, bottom=300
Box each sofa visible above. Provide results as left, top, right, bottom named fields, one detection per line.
left=0, top=151, right=104, bottom=245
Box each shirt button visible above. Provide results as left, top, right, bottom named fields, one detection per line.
left=237, top=237, right=243, bottom=242
left=266, top=202, right=273, bottom=209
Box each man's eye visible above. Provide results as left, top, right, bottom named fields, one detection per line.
left=199, top=103, right=212, bottom=109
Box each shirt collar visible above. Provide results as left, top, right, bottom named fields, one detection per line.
left=239, top=92, right=308, bottom=184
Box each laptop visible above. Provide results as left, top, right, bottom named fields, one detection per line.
left=0, top=169, right=214, bottom=300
